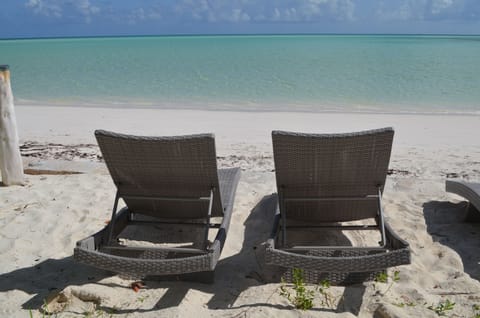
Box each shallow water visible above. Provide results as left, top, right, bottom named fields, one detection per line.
left=1, top=34, right=480, bottom=114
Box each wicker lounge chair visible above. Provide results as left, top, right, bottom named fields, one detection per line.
left=263, top=128, right=410, bottom=285
left=446, top=180, right=480, bottom=219
left=74, top=130, right=240, bottom=282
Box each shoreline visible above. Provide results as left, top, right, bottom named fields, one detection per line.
left=15, top=101, right=480, bottom=117
left=15, top=104, right=480, bottom=148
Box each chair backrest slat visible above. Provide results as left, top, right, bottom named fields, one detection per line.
left=272, top=128, right=394, bottom=222
left=96, top=130, right=223, bottom=218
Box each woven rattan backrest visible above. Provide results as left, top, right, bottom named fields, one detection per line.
left=272, top=128, right=394, bottom=222
left=95, top=130, right=223, bottom=218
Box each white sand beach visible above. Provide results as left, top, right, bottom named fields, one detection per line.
left=1, top=104, right=480, bottom=317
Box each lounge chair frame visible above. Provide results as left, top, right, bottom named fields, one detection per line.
left=446, top=180, right=480, bottom=221
left=278, top=187, right=387, bottom=249
left=263, top=128, right=410, bottom=285
left=74, top=130, right=240, bottom=282
left=105, top=189, right=215, bottom=251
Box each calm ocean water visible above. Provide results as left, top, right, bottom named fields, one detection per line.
left=1, top=35, right=479, bottom=114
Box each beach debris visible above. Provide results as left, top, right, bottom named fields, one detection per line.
left=387, top=169, right=411, bottom=176
left=131, top=281, right=145, bottom=292
left=444, top=172, right=470, bottom=179
left=24, top=168, right=83, bottom=175
left=445, top=172, right=460, bottom=178
left=0, top=65, right=24, bottom=185
left=20, top=141, right=100, bottom=161
left=13, top=202, right=40, bottom=213
left=217, top=154, right=274, bottom=172
left=428, top=290, right=477, bottom=296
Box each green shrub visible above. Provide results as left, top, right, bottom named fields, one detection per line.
left=279, top=268, right=315, bottom=310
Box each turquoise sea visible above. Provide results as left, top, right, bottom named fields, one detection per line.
left=0, top=35, right=479, bottom=114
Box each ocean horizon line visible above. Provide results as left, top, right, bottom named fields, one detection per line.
left=1, top=32, right=480, bottom=41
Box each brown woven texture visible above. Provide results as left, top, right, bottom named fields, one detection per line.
left=75, top=245, right=216, bottom=277
left=272, top=128, right=393, bottom=222
left=95, top=130, right=224, bottom=218
left=265, top=223, right=410, bottom=284
left=74, top=131, right=240, bottom=279
left=266, top=128, right=410, bottom=285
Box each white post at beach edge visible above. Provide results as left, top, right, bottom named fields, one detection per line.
left=0, top=65, right=24, bottom=185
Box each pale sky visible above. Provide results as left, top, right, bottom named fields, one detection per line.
left=1, top=0, right=480, bottom=38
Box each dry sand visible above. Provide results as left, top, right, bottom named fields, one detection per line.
left=1, top=105, right=480, bottom=317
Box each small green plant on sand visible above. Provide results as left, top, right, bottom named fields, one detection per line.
left=393, top=301, right=416, bottom=308
left=316, top=280, right=336, bottom=308
left=472, top=304, right=480, bottom=318
left=38, top=299, right=54, bottom=318
left=375, top=272, right=389, bottom=283
left=374, top=270, right=400, bottom=296
left=428, top=299, right=455, bottom=316
left=279, top=268, right=314, bottom=310
left=137, top=294, right=149, bottom=303
left=392, top=295, right=416, bottom=308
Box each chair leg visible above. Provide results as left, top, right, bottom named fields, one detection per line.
left=107, top=191, right=121, bottom=244
left=377, top=188, right=387, bottom=247
left=279, top=188, right=287, bottom=247
left=203, top=189, right=214, bottom=249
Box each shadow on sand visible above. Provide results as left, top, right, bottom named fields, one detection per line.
left=0, top=257, right=110, bottom=309
left=1, top=194, right=365, bottom=315
left=423, top=200, right=480, bottom=281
